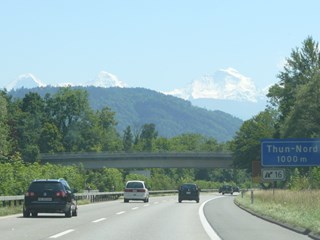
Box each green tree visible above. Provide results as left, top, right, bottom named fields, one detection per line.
left=46, top=87, right=93, bottom=152
left=94, top=107, right=122, bottom=152
left=0, top=91, right=11, bottom=157
left=267, top=36, right=320, bottom=137
left=12, top=92, right=45, bottom=162
left=280, top=71, right=320, bottom=138
left=200, top=137, right=224, bottom=151
left=86, top=168, right=123, bottom=192
left=135, top=123, right=158, bottom=151
left=123, top=126, right=133, bottom=152
left=230, top=110, right=276, bottom=171
left=39, top=122, right=65, bottom=153
left=154, top=137, right=171, bottom=151
left=169, top=133, right=206, bottom=151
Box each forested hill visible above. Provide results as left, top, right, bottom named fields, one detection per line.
left=9, top=86, right=243, bottom=142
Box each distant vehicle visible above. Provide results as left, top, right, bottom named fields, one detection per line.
left=123, top=180, right=149, bottom=203
left=23, top=178, right=78, bottom=218
left=178, top=183, right=200, bottom=203
left=233, top=186, right=240, bottom=192
left=220, top=185, right=233, bottom=195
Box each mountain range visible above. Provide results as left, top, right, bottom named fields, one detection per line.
left=4, top=68, right=269, bottom=120
left=9, top=86, right=243, bottom=142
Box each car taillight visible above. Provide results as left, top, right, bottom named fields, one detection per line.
left=56, top=191, right=67, bottom=197
left=25, top=192, right=35, bottom=197
left=137, top=189, right=146, bottom=192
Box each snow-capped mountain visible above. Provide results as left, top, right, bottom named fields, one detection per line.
left=83, top=71, right=128, bottom=88
left=5, top=70, right=128, bottom=90
left=6, top=73, right=46, bottom=90
left=164, top=68, right=266, bottom=102
left=5, top=68, right=268, bottom=120
left=163, top=68, right=269, bottom=120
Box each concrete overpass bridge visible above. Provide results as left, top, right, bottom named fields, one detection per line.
left=40, top=151, right=234, bottom=169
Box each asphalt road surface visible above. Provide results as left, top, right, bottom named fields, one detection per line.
left=0, top=193, right=312, bottom=240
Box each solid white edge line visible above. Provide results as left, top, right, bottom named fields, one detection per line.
left=199, top=196, right=224, bottom=240
left=49, top=229, right=75, bottom=238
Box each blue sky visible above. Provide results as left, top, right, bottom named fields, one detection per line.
left=1, top=0, right=320, bottom=92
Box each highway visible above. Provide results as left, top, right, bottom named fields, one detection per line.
left=0, top=193, right=311, bottom=240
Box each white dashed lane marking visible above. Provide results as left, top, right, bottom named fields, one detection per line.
left=92, top=218, right=106, bottom=223
left=116, top=211, right=126, bottom=215
left=49, top=229, right=75, bottom=239
left=49, top=199, right=165, bottom=238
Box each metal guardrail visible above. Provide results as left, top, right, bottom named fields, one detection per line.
left=0, top=195, right=24, bottom=207
left=0, top=189, right=218, bottom=207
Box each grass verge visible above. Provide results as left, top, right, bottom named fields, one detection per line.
left=0, top=206, right=22, bottom=217
left=235, top=189, right=320, bottom=235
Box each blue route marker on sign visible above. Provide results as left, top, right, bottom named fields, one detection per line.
left=261, top=139, right=320, bottom=167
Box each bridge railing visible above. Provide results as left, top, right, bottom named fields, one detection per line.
left=40, top=151, right=232, bottom=158
left=0, top=189, right=218, bottom=207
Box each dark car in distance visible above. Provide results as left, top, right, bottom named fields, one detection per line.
left=219, top=185, right=233, bottom=195
left=178, top=183, right=200, bottom=203
left=233, top=186, right=240, bottom=192
left=23, top=178, right=78, bottom=218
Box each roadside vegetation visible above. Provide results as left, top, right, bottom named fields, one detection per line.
left=0, top=206, right=21, bottom=217
left=235, top=189, right=320, bottom=235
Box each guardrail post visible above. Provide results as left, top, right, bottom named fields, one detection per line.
left=251, top=190, right=254, bottom=204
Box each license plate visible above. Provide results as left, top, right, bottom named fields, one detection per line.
left=186, top=192, right=191, bottom=194
left=38, top=197, right=52, bottom=201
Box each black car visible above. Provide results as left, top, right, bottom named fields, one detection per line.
left=233, top=186, right=240, bottom=192
left=219, top=185, right=233, bottom=195
left=23, top=178, right=78, bottom=218
left=178, top=183, right=200, bottom=203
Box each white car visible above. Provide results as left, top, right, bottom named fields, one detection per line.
left=123, top=180, right=149, bottom=203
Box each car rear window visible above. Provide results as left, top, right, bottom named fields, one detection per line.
left=126, top=182, right=144, bottom=188
left=181, top=184, right=197, bottom=190
left=29, top=182, right=62, bottom=192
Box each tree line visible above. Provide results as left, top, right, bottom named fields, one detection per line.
left=1, top=87, right=230, bottom=161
